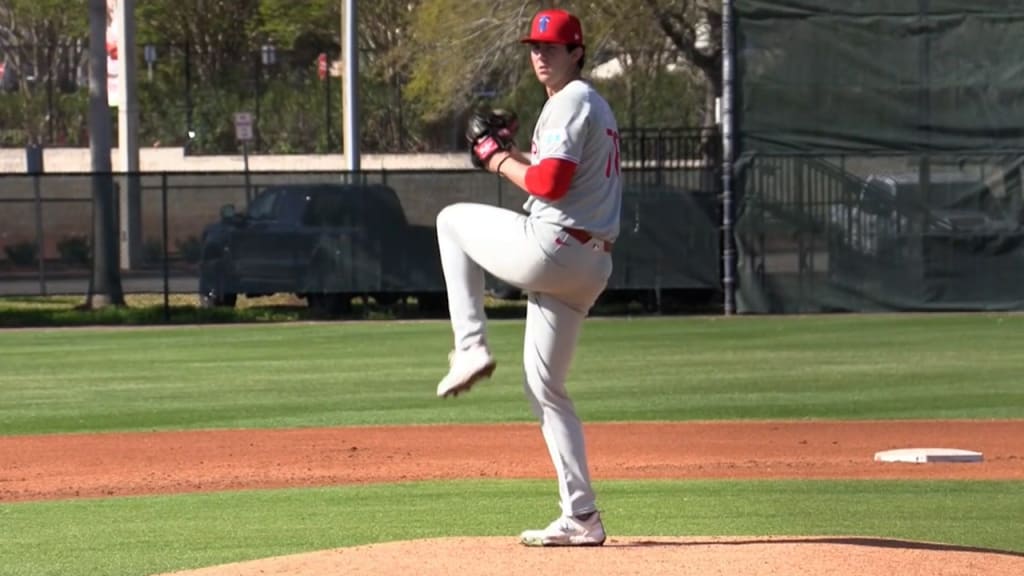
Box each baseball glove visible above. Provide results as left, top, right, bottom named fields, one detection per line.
left=466, top=108, right=518, bottom=170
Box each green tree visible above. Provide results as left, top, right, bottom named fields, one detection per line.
left=133, top=0, right=423, bottom=152
left=405, top=0, right=530, bottom=124
left=639, top=0, right=721, bottom=128
left=136, top=0, right=262, bottom=85
left=0, top=0, right=88, bottom=144
left=587, top=1, right=706, bottom=129
left=405, top=0, right=716, bottom=132
left=253, top=0, right=422, bottom=152
left=257, top=0, right=337, bottom=49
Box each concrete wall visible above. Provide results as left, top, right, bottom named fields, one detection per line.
left=0, top=146, right=710, bottom=269
left=0, top=147, right=473, bottom=174
left=0, top=147, right=478, bottom=261
left=0, top=164, right=502, bottom=262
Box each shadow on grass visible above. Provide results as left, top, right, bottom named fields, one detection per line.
left=616, top=537, right=1024, bottom=557
left=0, top=290, right=723, bottom=328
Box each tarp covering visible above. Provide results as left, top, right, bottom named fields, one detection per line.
left=734, top=1, right=1024, bottom=312
left=736, top=0, right=1024, bottom=153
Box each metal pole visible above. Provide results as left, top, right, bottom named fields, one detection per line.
left=32, top=165, right=47, bottom=296
left=342, top=0, right=360, bottom=172
left=918, top=0, right=932, bottom=213
left=243, top=141, right=252, bottom=205
left=117, top=0, right=142, bottom=270
left=721, top=0, right=737, bottom=316
left=162, top=173, right=170, bottom=321
left=185, top=40, right=194, bottom=151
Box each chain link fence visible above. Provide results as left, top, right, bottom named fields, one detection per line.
left=0, top=129, right=723, bottom=314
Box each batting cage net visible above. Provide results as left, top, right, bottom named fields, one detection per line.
left=732, top=0, right=1024, bottom=312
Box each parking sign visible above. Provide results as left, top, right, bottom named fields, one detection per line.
left=233, top=112, right=254, bottom=142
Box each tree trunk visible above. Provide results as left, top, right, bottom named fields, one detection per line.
left=85, top=0, right=125, bottom=309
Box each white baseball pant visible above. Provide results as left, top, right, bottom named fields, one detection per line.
left=436, top=202, right=612, bottom=516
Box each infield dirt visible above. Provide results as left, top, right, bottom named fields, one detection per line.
left=3, top=420, right=1022, bottom=575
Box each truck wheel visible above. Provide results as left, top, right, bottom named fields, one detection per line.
left=308, top=293, right=352, bottom=317
left=371, top=293, right=403, bottom=307
left=200, top=291, right=237, bottom=308
left=415, top=292, right=448, bottom=316
left=489, top=284, right=523, bottom=300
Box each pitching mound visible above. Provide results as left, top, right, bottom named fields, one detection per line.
left=158, top=536, right=1024, bottom=576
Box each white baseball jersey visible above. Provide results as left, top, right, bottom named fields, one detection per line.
left=525, top=79, right=622, bottom=242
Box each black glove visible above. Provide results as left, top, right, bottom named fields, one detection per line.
left=466, top=108, right=518, bottom=170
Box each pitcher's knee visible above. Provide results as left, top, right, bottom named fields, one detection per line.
left=436, top=205, right=452, bottom=231
left=436, top=202, right=469, bottom=231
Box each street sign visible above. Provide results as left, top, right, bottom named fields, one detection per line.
left=317, top=53, right=328, bottom=81
left=233, top=112, right=254, bottom=142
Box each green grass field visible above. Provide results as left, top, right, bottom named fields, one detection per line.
left=1, top=314, right=1022, bottom=434
left=1, top=314, right=1022, bottom=575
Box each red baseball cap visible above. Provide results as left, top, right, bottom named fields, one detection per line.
left=520, top=9, right=584, bottom=46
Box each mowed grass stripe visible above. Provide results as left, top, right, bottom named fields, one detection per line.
left=0, top=314, right=1022, bottom=434
left=2, top=479, right=1021, bottom=576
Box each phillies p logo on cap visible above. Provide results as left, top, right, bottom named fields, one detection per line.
left=521, top=9, right=584, bottom=46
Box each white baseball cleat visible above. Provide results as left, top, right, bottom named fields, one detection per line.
left=520, top=511, right=606, bottom=547
left=436, top=346, right=496, bottom=398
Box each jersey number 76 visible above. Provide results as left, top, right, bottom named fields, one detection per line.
left=605, top=129, right=621, bottom=178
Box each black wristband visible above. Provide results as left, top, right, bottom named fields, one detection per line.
left=496, top=154, right=513, bottom=177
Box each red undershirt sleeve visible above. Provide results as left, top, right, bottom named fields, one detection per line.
left=524, top=158, right=577, bottom=201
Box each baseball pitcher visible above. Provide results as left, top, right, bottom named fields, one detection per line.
left=435, top=9, right=621, bottom=547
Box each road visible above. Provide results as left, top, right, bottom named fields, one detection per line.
left=0, top=271, right=199, bottom=296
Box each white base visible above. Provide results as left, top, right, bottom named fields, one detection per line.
left=874, top=448, right=983, bottom=464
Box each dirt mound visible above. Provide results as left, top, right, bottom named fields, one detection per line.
left=4, top=421, right=1023, bottom=502
left=6, top=421, right=1023, bottom=575
left=156, top=536, right=1024, bottom=576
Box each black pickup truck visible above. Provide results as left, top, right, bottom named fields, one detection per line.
left=198, top=183, right=446, bottom=314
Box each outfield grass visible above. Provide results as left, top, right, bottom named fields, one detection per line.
left=2, top=479, right=1022, bottom=576
left=0, top=314, right=1022, bottom=435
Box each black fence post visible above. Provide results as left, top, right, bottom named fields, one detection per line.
left=27, top=145, right=47, bottom=295
left=162, top=173, right=170, bottom=322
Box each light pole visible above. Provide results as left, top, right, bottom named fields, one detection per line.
left=342, top=0, right=359, bottom=172
left=184, top=39, right=195, bottom=152
left=256, top=43, right=276, bottom=152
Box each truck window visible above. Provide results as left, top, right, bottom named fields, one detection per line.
left=248, top=190, right=281, bottom=221
left=303, top=193, right=352, bottom=227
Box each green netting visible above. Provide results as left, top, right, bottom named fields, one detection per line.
left=734, top=1, right=1024, bottom=312
left=737, top=0, right=1024, bottom=153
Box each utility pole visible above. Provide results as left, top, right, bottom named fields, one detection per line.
left=341, top=0, right=360, bottom=173
left=86, top=0, right=125, bottom=308
left=116, top=0, right=142, bottom=270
